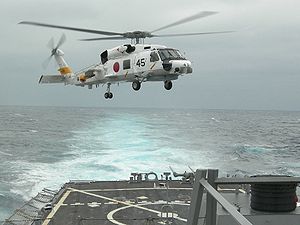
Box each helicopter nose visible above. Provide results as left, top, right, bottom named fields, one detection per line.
left=172, top=60, right=192, bottom=74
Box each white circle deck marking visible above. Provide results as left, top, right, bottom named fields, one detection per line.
left=69, top=187, right=189, bottom=224
left=107, top=201, right=189, bottom=225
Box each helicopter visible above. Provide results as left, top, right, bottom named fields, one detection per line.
left=20, top=11, right=231, bottom=99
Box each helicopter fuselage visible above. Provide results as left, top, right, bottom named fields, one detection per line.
left=74, top=44, right=192, bottom=87
left=39, top=43, right=193, bottom=99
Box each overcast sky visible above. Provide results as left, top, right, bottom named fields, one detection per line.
left=0, top=0, right=299, bottom=110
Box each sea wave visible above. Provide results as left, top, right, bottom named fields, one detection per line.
left=1, top=106, right=300, bottom=221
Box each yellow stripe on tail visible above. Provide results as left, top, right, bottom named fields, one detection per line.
left=58, top=67, right=72, bottom=75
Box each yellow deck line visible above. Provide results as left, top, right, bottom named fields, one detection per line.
left=42, top=190, right=71, bottom=225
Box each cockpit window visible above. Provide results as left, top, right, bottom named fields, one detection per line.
left=158, top=49, right=185, bottom=61
left=150, top=52, right=159, bottom=62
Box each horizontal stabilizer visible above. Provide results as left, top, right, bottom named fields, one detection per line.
left=39, top=75, right=65, bottom=84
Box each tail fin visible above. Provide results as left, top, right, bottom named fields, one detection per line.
left=54, top=49, right=73, bottom=76
left=45, top=34, right=73, bottom=77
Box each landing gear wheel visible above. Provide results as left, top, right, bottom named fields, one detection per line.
left=104, top=83, right=113, bottom=99
left=164, top=80, right=172, bottom=90
left=132, top=80, right=141, bottom=91
left=104, top=92, right=113, bottom=99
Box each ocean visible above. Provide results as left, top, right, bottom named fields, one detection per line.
left=0, top=105, right=300, bottom=221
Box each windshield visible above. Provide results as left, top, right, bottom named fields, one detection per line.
left=158, top=49, right=185, bottom=61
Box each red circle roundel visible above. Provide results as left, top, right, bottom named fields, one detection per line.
left=113, top=62, right=120, bottom=73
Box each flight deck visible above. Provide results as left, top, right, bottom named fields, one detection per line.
left=43, top=179, right=191, bottom=225
left=3, top=170, right=300, bottom=225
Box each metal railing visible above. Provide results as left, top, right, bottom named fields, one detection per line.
left=187, top=169, right=300, bottom=225
left=187, top=169, right=253, bottom=225
left=2, top=189, right=56, bottom=225
left=187, top=170, right=252, bottom=225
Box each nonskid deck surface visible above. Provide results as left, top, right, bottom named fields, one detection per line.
left=4, top=171, right=300, bottom=225
left=40, top=180, right=300, bottom=225
left=42, top=180, right=193, bottom=225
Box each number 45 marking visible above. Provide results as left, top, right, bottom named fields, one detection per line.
left=136, top=58, right=146, bottom=67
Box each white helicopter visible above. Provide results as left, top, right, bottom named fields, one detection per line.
left=20, top=11, right=231, bottom=99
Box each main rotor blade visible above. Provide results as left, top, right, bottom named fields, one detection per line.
left=79, top=36, right=127, bottom=41
left=19, top=21, right=123, bottom=36
left=153, top=30, right=234, bottom=38
left=151, top=11, right=218, bottom=33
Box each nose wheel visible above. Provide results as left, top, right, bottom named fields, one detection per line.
left=132, top=80, right=141, bottom=91
left=164, top=80, right=172, bottom=90
left=104, top=83, right=113, bottom=99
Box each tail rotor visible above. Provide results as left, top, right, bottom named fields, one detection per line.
left=42, top=34, right=66, bottom=69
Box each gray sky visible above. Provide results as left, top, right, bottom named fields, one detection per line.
left=0, top=0, right=299, bottom=110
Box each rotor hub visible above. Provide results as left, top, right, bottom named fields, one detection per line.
left=124, top=31, right=153, bottom=39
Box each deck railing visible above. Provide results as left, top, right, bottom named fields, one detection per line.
left=187, top=169, right=300, bottom=225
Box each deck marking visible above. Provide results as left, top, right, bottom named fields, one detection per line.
left=81, top=187, right=192, bottom=192
left=42, top=190, right=71, bottom=225
left=69, top=188, right=159, bottom=213
left=107, top=205, right=131, bottom=225
left=107, top=201, right=188, bottom=225
left=70, top=188, right=187, bottom=224
left=70, top=202, right=84, bottom=206
left=137, top=196, right=148, bottom=200
left=88, top=202, right=101, bottom=207
left=104, top=201, right=118, bottom=205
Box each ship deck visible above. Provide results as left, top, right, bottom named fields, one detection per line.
left=41, top=180, right=192, bottom=225
left=4, top=171, right=300, bottom=225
